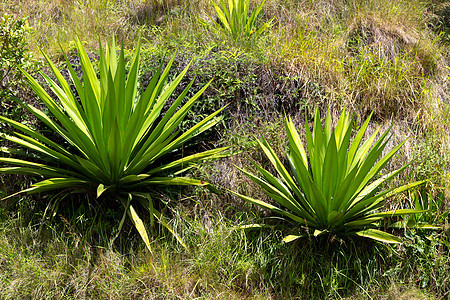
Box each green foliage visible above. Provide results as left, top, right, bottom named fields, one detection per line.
left=136, top=46, right=304, bottom=129
left=411, top=135, right=447, bottom=181
left=202, top=0, right=274, bottom=42
left=390, top=229, right=450, bottom=295
left=232, top=108, right=425, bottom=243
left=0, top=0, right=448, bottom=297
left=407, top=187, right=449, bottom=229
left=0, top=14, right=37, bottom=100
left=425, top=3, right=450, bottom=44
left=0, top=38, right=227, bottom=252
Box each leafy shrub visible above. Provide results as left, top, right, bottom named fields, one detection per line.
left=201, top=0, right=274, bottom=42
left=137, top=46, right=307, bottom=132
left=232, top=108, right=424, bottom=243
left=0, top=14, right=37, bottom=100
left=0, top=38, right=226, bottom=252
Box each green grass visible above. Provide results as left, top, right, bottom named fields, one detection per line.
left=0, top=0, right=449, bottom=298
left=0, top=200, right=447, bottom=299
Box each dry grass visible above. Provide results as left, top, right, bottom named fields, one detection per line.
left=0, top=0, right=145, bottom=54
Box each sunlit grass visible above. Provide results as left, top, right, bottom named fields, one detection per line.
left=0, top=0, right=449, bottom=298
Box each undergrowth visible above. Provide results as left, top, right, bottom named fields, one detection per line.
left=0, top=0, right=449, bottom=298
left=0, top=198, right=448, bottom=299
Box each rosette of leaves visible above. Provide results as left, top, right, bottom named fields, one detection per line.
left=0, top=38, right=227, bottom=252
left=232, top=108, right=425, bottom=243
left=202, top=0, right=274, bottom=41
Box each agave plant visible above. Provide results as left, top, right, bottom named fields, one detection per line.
left=0, top=38, right=227, bottom=252
left=202, top=0, right=274, bottom=41
left=232, top=108, right=425, bottom=243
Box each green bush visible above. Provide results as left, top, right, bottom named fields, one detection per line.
left=0, top=14, right=37, bottom=100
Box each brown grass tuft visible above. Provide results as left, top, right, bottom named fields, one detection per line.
left=347, top=16, right=417, bottom=60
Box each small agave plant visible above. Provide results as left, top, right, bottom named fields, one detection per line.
left=0, top=38, right=227, bottom=252
left=232, top=108, right=425, bottom=243
left=202, top=0, right=275, bottom=41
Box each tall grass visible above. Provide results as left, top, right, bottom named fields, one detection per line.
left=0, top=199, right=447, bottom=299
left=1, top=0, right=141, bottom=53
